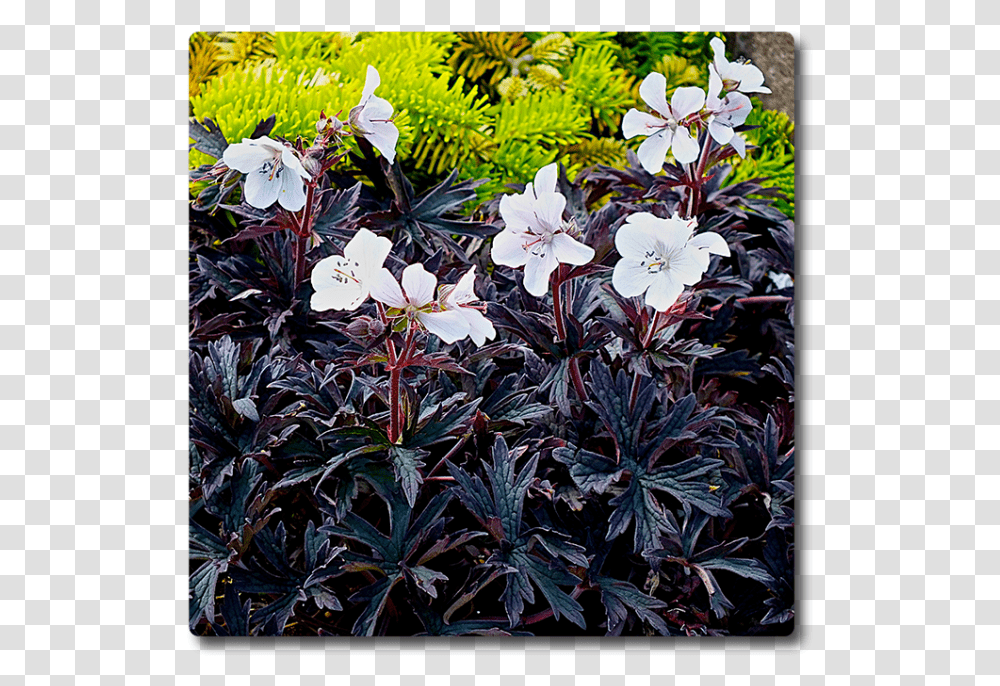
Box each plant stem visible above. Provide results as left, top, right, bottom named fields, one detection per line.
left=642, top=309, right=661, bottom=349
left=389, top=367, right=401, bottom=444
left=569, top=357, right=587, bottom=402
left=688, top=135, right=713, bottom=219
left=293, top=184, right=316, bottom=289
left=552, top=271, right=567, bottom=341
left=385, top=315, right=400, bottom=444
left=628, top=373, right=643, bottom=414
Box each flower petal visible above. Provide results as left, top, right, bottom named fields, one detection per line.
left=707, top=66, right=724, bottom=105
left=688, top=231, right=730, bottom=257
left=311, top=255, right=366, bottom=311
left=499, top=193, right=536, bottom=233
left=401, top=263, right=437, bottom=307
left=614, top=216, right=661, bottom=259
left=735, top=63, right=769, bottom=94
left=363, top=120, right=399, bottom=165
left=729, top=133, right=747, bottom=158
left=447, top=266, right=478, bottom=306
left=644, top=272, right=684, bottom=312
left=636, top=129, right=672, bottom=173
left=550, top=232, right=594, bottom=266
left=638, top=71, right=670, bottom=118
left=418, top=310, right=470, bottom=344
left=622, top=108, right=668, bottom=140
left=533, top=163, right=558, bottom=196
left=360, top=94, right=394, bottom=123
left=223, top=141, right=272, bottom=173
left=612, top=258, right=655, bottom=298
left=281, top=148, right=310, bottom=180
left=491, top=228, right=530, bottom=268
left=277, top=166, right=307, bottom=211
left=719, top=92, right=752, bottom=126
left=710, top=37, right=728, bottom=73
left=533, top=191, right=566, bottom=232
left=669, top=248, right=708, bottom=286
left=625, top=212, right=693, bottom=253
left=460, top=308, right=496, bottom=346
left=522, top=251, right=559, bottom=297
left=344, top=228, right=393, bottom=282
left=242, top=165, right=282, bottom=209
left=360, top=64, right=380, bottom=105
left=708, top=118, right=733, bottom=145
left=670, top=126, right=700, bottom=165
left=670, top=87, right=706, bottom=120
left=369, top=268, right=407, bottom=308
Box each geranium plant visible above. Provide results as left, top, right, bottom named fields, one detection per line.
left=190, top=37, right=794, bottom=638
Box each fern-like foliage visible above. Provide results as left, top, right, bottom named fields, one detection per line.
left=564, top=44, right=636, bottom=132
left=449, top=32, right=531, bottom=88
left=189, top=32, right=222, bottom=100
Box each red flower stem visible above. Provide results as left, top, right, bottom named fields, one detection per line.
left=569, top=357, right=587, bottom=402
left=383, top=308, right=400, bottom=444
left=642, top=309, right=662, bottom=349
left=389, top=367, right=401, bottom=443
left=551, top=270, right=567, bottom=342
left=688, top=133, right=714, bottom=219
left=293, top=184, right=316, bottom=287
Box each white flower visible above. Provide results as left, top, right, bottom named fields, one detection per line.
left=709, top=37, right=771, bottom=95
left=491, top=163, right=595, bottom=297
left=223, top=136, right=311, bottom=211
left=369, top=263, right=471, bottom=344
left=612, top=212, right=730, bottom=312
left=349, top=65, right=400, bottom=164
left=622, top=73, right=706, bottom=171
left=310, top=228, right=393, bottom=311
left=706, top=69, right=753, bottom=158
left=439, top=266, right=496, bottom=346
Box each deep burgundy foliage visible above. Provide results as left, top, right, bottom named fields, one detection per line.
left=189, top=116, right=794, bottom=637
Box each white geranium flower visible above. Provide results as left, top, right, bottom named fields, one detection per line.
left=439, top=266, right=496, bottom=346
left=369, top=263, right=470, bottom=344
left=706, top=69, right=753, bottom=158
left=709, top=37, right=771, bottom=95
left=223, top=136, right=311, bottom=211
left=622, top=73, right=706, bottom=171
left=491, top=163, right=595, bottom=297
left=349, top=65, right=400, bottom=164
left=612, top=212, right=730, bottom=312
left=310, top=228, right=393, bottom=312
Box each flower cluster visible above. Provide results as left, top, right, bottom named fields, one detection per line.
left=311, top=229, right=495, bottom=346
left=491, top=163, right=594, bottom=297
left=622, top=36, right=765, bottom=172
left=222, top=65, right=400, bottom=211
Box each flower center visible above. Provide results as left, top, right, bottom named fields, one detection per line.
left=640, top=245, right=677, bottom=274
left=521, top=227, right=553, bottom=258
left=259, top=152, right=285, bottom=182
left=331, top=259, right=362, bottom=285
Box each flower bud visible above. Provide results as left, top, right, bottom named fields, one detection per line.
left=300, top=155, right=322, bottom=178
left=345, top=315, right=384, bottom=339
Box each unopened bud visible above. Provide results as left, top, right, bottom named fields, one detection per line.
left=345, top=315, right=384, bottom=339
left=300, top=155, right=322, bottom=178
